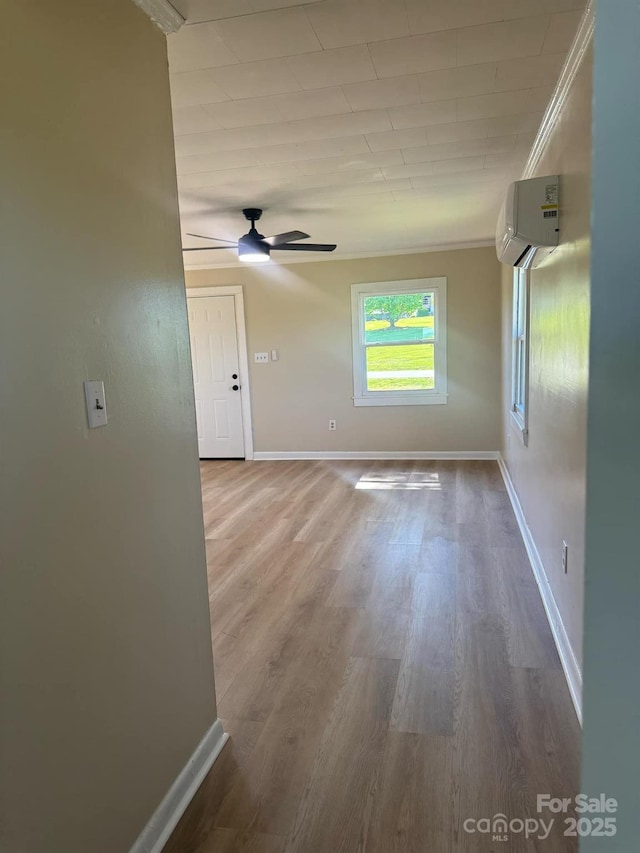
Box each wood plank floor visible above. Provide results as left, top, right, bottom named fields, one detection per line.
left=163, top=460, right=581, bottom=853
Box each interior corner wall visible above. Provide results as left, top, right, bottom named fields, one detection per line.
left=0, top=2, right=217, bottom=851
left=580, top=0, right=640, bottom=844
left=185, top=247, right=502, bottom=454
left=500, top=47, right=593, bottom=680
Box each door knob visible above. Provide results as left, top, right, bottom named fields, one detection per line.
left=232, top=384, right=240, bottom=391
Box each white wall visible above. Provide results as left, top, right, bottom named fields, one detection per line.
left=500, top=46, right=592, bottom=686
left=0, top=2, right=217, bottom=851
left=186, top=247, right=503, bottom=454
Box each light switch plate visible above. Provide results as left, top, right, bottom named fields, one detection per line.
left=84, top=380, right=108, bottom=428
left=254, top=352, right=269, bottom=363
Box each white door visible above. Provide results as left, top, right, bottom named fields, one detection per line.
left=187, top=295, right=245, bottom=458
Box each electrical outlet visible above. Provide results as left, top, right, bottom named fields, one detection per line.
left=328, top=419, right=336, bottom=431
left=562, top=541, right=568, bottom=573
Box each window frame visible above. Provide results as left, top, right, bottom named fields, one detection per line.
left=511, top=267, right=530, bottom=444
left=350, top=277, right=448, bottom=407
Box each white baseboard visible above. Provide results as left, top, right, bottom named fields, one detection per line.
left=498, top=455, right=583, bottom=724
left=129, top=719, right=229, bottom=853
left=253, top=450, right=500, bottom=461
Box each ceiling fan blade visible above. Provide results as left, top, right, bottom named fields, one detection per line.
left=182, top=245, right=236, bottom=251
left=186, top=232, right=237, bottom=245
left=271, top=243, right=337, bottom=252
left=264, top=230, right=310, bottom=246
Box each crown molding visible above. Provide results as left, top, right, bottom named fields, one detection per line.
left=522, top=0, right=594, bottom=179
left=182, top=240, right=495, bottom=270
left=131, top=0, right=184, bottom=33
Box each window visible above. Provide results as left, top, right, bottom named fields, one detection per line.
left=511, top=267, right=529, bottom=443
left=351, top=277, right=447, bottom=407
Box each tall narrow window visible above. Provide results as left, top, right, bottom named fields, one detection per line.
left=351, top=278, right=447, bottom=407
left=511, top=267, right=529, bottom=442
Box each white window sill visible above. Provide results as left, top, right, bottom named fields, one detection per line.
left=510, top=410, right=529, bottom=446
left=354, top=393, right=448, bottom=407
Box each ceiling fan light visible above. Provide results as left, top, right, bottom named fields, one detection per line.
left=238, top=237, right=270, bottom=263
left=238, top=250, right=270, bottom=263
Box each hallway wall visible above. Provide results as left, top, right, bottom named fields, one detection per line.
left=500, top=47, right=592, bottom=685
left=0, top=2, right=217, bottom=851
left=581, top=0, right=640, bottom=844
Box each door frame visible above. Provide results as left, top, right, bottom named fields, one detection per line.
left=186, top=285, right=254, bottom=460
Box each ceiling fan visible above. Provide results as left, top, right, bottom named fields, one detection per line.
left=182, top=208, right=337, bottom=264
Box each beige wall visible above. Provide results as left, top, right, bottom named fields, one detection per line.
left=501, top=48, right=592, bottom=673
left=185, top=247, right=502, bottom=453
left=0, top=3, right=217, bottom=852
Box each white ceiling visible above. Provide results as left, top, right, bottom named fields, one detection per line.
left=168, top=0, right=585, bottom=267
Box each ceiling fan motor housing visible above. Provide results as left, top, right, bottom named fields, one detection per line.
left=238, top=229, right=270, bottom=261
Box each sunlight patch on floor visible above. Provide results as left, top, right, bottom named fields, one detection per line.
left=355, top=472, right=442, bottom=490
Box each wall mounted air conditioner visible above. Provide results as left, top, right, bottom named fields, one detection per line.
left=496, top=175, right=559, bottom=268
